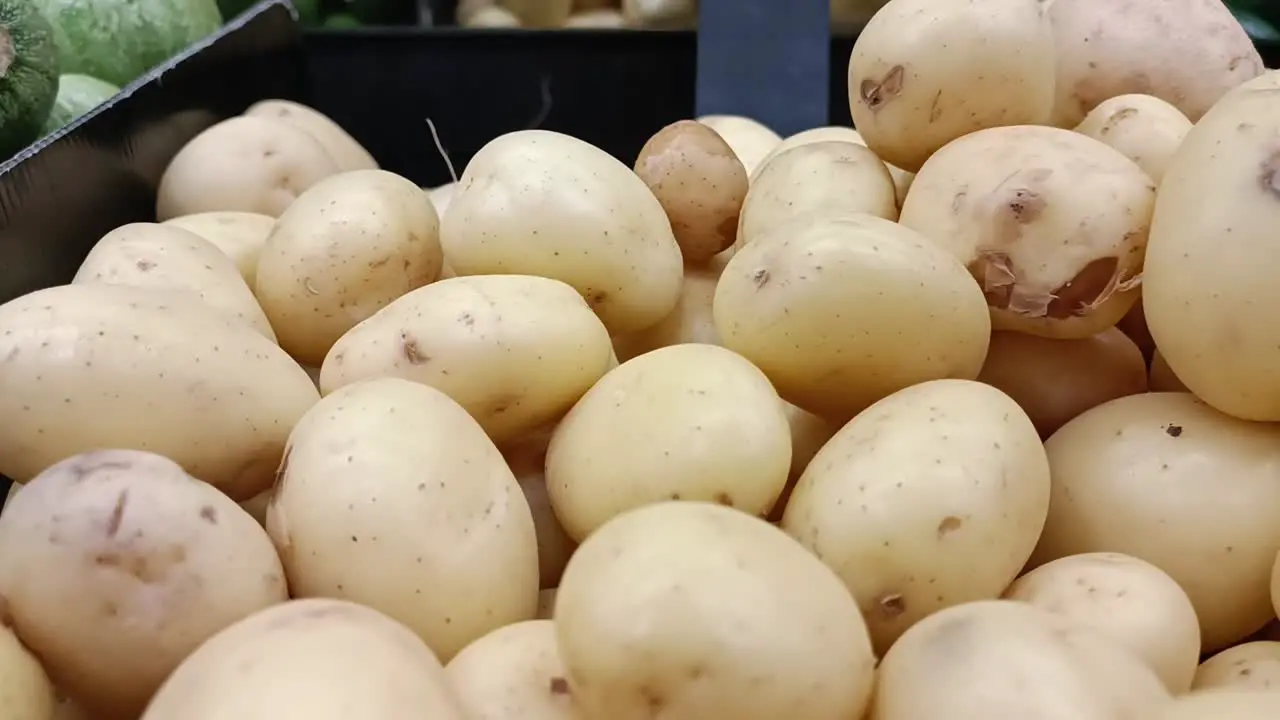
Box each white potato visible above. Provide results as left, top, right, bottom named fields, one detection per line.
left=1073, top=94, right=1192, bottom=184
left=445, top=620, right=578, bottom=720
left=0, top=622, right=55, bottom=720
left=695, top=115, right=782, bottom=176
left=163, top=211, right=276, bottom=284
left=245, top=99, right=378, bottom=172
left=1194, top=641, right=1280, bottom=692
left=1150, top=690, right=1280, bottom=720
left=755, top=126, right=865, bottom=173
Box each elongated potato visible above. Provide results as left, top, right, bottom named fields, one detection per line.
left=245, top=99, right=378, bottom=172
left=0, top=622, right=55, bottom=720
left=163, top=211, right=276, bottom=284
left=695, top=115, right=782, bottom=176
left=714, top=212, right=990, bottom=420
left=783, top=380, right=1049, bottom=652
left=1073, top=94, right=1192, bottom=184
left=445, top=620, right=579, bottom=720
left=441, top=130, right=683, bottom=335
left=0, top=284, right=319, bottom=499
left=900, top=125, right=1155, bottom=339
left=1194, top=642, right=1280, bottom=691
left=255, top=169, right=442, bottom=366
left=847, top=0, right=1056, bottom=172
left=612, top=263, right=719, bottom=362
left=72, top=222, right=276, bottom=341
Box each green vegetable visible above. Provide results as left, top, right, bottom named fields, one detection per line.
left=0, top=0, right=59, bottom=158
left=322, top=11, right=361, bottom=27
left=41, top=72, right=117, bottom=134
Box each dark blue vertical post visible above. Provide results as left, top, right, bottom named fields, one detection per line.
left=694, top=0, right=831, bottom=137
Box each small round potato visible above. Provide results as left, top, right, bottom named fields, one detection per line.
left=546, top=343, right=791, bottom=541
left=612, top=263, right=720, bottom=362
left=694, top=115, right=782, bottom=176
left=0, top=450, right=287, bottom=718
left=140, top=599, right=466, bottom=720
left=1149, top=351, right=1189, bottom=393
left=72, top=222, right=276, bottom=341
left=714, top=211, right=991, bottom=420
left=1031, top=392, right=1280, bottom=651
left=156, top=115, right=340, bottom=220
left=976, top=328, right=1149, bottom=438
left=1150, top=690, right=1280, bottom=720
left=633, top=119, right=748, bottom=263
left=847, top=0, right=1056, bottom=172
left=900, top=125, right=1156, bottom=339
left=1194, top=641, right=1280, bottom=692
left=163, top=211, right=276, bottom=284
left=255, top=169, right=443, bottom=366
left=1005, top=552, right=1201, bottom=692
left=501, top=427, right=577, bottom=589
left=555, top=501, right=876, bottom=720
left=0, top=622, right=55, bottom=720
left=872, top=600, right=1169, bottom=720
left=1073, top=94, right=1192, bottom=184
left=320, top=275, right=613, bottom=444
left=266, top=378, right=539, bottom=661
left=441, top=129, right=683, bottom=335
left=244, top=99, right=378, bottom=172
left=445, top=620, right=579, bottom=720
left=783, top=380, right=1049, bottom=652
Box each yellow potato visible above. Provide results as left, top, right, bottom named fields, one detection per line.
left=72, top=222, right=276, bottom=341
left=445, top=620, right=579, bottom=720
left=244, top=99, right=378, bottom=172
left=501, top=428, right=576, bottom=589
left=156, top=116, right=340, bottom=220
left=320, top=275, right=612, bottom=444
left=1149, top=350, right=1189, bottom=393
left=0, top=450, right=287, bottom=718
left=163, top=211, right=276, bottom=284
left=847, top=0, right=1056, bottom=172
left=1005, top=552, right=1201, bottom=692
left=498, top=0, right=571, bottom=27
left=1073, top=94, right=1192, bottom=184
left=757, top=126, right=914, bottom=207
left=546, top=343, right=791, bottom=540
left=695, top=115, right=782, bottom=176
left=255, top=169, right=442, bottom=366
left=459, top=5, right=521, bottom=26
left=1149, top=690, right=1280, bottom=720
left=266, top=378, right=539, bottom=661
left=441, top=129, right=683, bottom=335
left=0, top=622, right=55, bottom=720
left=1032, top=392, right=1280, bottom=651
left=1194, top=641, right=1280, bottom=692
left=140, top=599, right=465, bottom=720
left=900, top=125, right=1155, bottom=339
left=556, top=501, right=876, bottom=720
left=872, top=600, right=1169, bottom=720
left=612, top=263, right=719, bottom=362
left=766, top=401, right=840, bottom=523
left=0, top=284, right=319, bottom=498
left=714, top=212, right=991, bottom=420
left=783, top=380, right=1049, bottom=652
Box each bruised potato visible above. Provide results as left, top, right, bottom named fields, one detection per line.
left=900, top=125, right=1155, bottom=339
left=1194, top=642, right=1280, bottom=692
left=245, top=99, right=378, bottom=172
left=695, top=115, right=782, bottom=176
left=163, top=211, right=276, bottom=284
left=0, top=622, right=55, bottom=720
left=1073, top=94, right=1192, bottom=184
left=0, top=450, right=287, bottom=718
left=612, top=263, right=720, bottom=362
left=157, top=116, right=340, bottom=220
left=445, top=620, right=579, bottom=720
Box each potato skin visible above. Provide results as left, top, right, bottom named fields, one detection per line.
left=1194, top=642, right=1280, bottom=692
left=445, top=620, right=578, bottom=720
left=163, top=211, right=276, bottom=284
left=1072, top=94, right=1192, bottom=184
left=0, top=450, right=287, bottom=719
left=1150, top=690, right=1280, bottom=720
left=612, top=263, right=720, bottom=362
left=0, top=622, right=55, bottom=720
left=244, top=99, right=378, bottom=172
left=783, top=380, right=1049, bottom=653
left=695, top=115, right=782, bottom=177
left=0, top=284, right=319, bottom=499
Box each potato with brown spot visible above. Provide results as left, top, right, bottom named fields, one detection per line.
left=0, top=619, right=55, bottom=720
left=900, top=125, right=1155, bottom=340
left=847, top=0, right=1056, bottom=172
left=782, top=380, right=1049, bottom=653
left=445, top=620, right=579, bottom=720
left=1193, top=642, right=1280, bottom=692
left=1073, top=94, right=1192, bottom=184
left=244, top=99, right=378, bottom=172
left=0, top=450, right=287, bottom=719
left=634, top=120, right=748, bottom=263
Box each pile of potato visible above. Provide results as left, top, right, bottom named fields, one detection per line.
left=2, top=0, right=1280, bottom=717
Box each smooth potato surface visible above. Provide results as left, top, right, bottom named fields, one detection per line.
left=445, top=620, right=578, bottom=720
left=163, top=211, right=277, bottom=284
left=0, top=622, right=56, bottom=720
left=1072, top=94, right=1192, bottom=184
left=1150, top=690, right=1280, bottom=720
left=1194, top=641, right=1280, bottom=692
left=612, top=263, right=720, bottom=362
left=244, top=99, right=378, bottom=172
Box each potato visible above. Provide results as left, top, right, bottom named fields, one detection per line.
left=266, top=378, right=539, bottom=661
left=872, top=600, right=1169, bottom=720
left=783, top=380, right=1049, bottom=652
left=427, top=182, right=457, bottom=217
left=1149, top=351, right=1189, bottom=393
left=564, top=8, right=624, bottom=26
left=1005, top=552, right=1201, bottom=692
left=756, top=126, right=916, bottom=207
left=255, top=169, right=442, bottom=366
left=498, top=0, right=571, bottom=27
left=555, top=501, right=876, bottom=720
left=976, top=328, right=1148, bottom=438
left=714, top=211, right=990, bottom=420
left=634, top=120, right=748, bottom=263
left=695, top=115, right=782, bottom=176
left=460, top=5, right=521, bottom=26
left=244, top=99, right=378, bottom=172
left=1141, top=72, right=1280, bottom=422
left=847, top=0, right=1056, bottom=173
left=140, top=599, right=465, bottom=720
left=156, top=116, right=340, bottom=220
left=736, top=141, right=898, bottom=249
left=899, top=125, right=1155, bottom=340
left=1047, top=0, right=1264, bottom=127
left=621, top=0, right=695, bottom=28
left=320, top=275, right=612, bottom=444
left=163, top=211, right=276, bottom=284
left=71, top=222, right=276, bottom=341
left=1073, top=94, right=1192, bottom=184
left=0, top=284, right=319, bottom=498
left=612, top=263, right=719, bottom=362
left=441, top=130, right=683, bottom=335
left=445, top=620, right=578, bottom=720
left=546, top=343, right=790, bottom=540
left=1031, top=392, right=1280, bottom=651
left=1150, top=690, right=1280, bottom=720
left=766, top=401, right=840, bottom=522
left=501, top=428, right=576, bottom=589
left=0, top=450, right=287, bottom=718
left=0, top=622, right=55, bottom=720
left=1194, top=641, right=1280, bottom=691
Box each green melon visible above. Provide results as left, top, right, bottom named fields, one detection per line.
left=41, top=72, right=117, bottom=134
left=0, top=0, right=59, bottom=159
left=36, top=0, right=222, bottom=88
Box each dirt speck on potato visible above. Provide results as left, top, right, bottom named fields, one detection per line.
left=549, top=676, right=571, bottom=695
left=751, top=268, right=770, bottom=288
left=1165, top=424, right=1183, bottom=438
left=105, top=490, right=128, bottom=538
left=199, top=506, right=218, bottom=524
left=936, top=516, right=963, bottom=537
left=1257, top=150, right=1280, bottom=198
left=399, top=333, right=430, bottom=365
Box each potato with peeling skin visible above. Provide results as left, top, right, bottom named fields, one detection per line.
left=634, top=120, right=748, bottom=263
left=0, top=450, right=288, bottom=719
left=900, top=125, right=1155, bottom=340
left=1194, top=642, right=1280, bottom=692
left=847, top=0, right=1056, bottom=173
left=0, top=621, right=56, bottom=720
left=445, top=620, right=579, bottom=720
left=695, top=115, right=781, bottom=177
left=1073, top=95, right=1192, bottom=184
left=612, top=263, right=720, bottom=362
left=163, top=211, right=276, bottom=284
left=245, top=99, right=378, bottom=172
